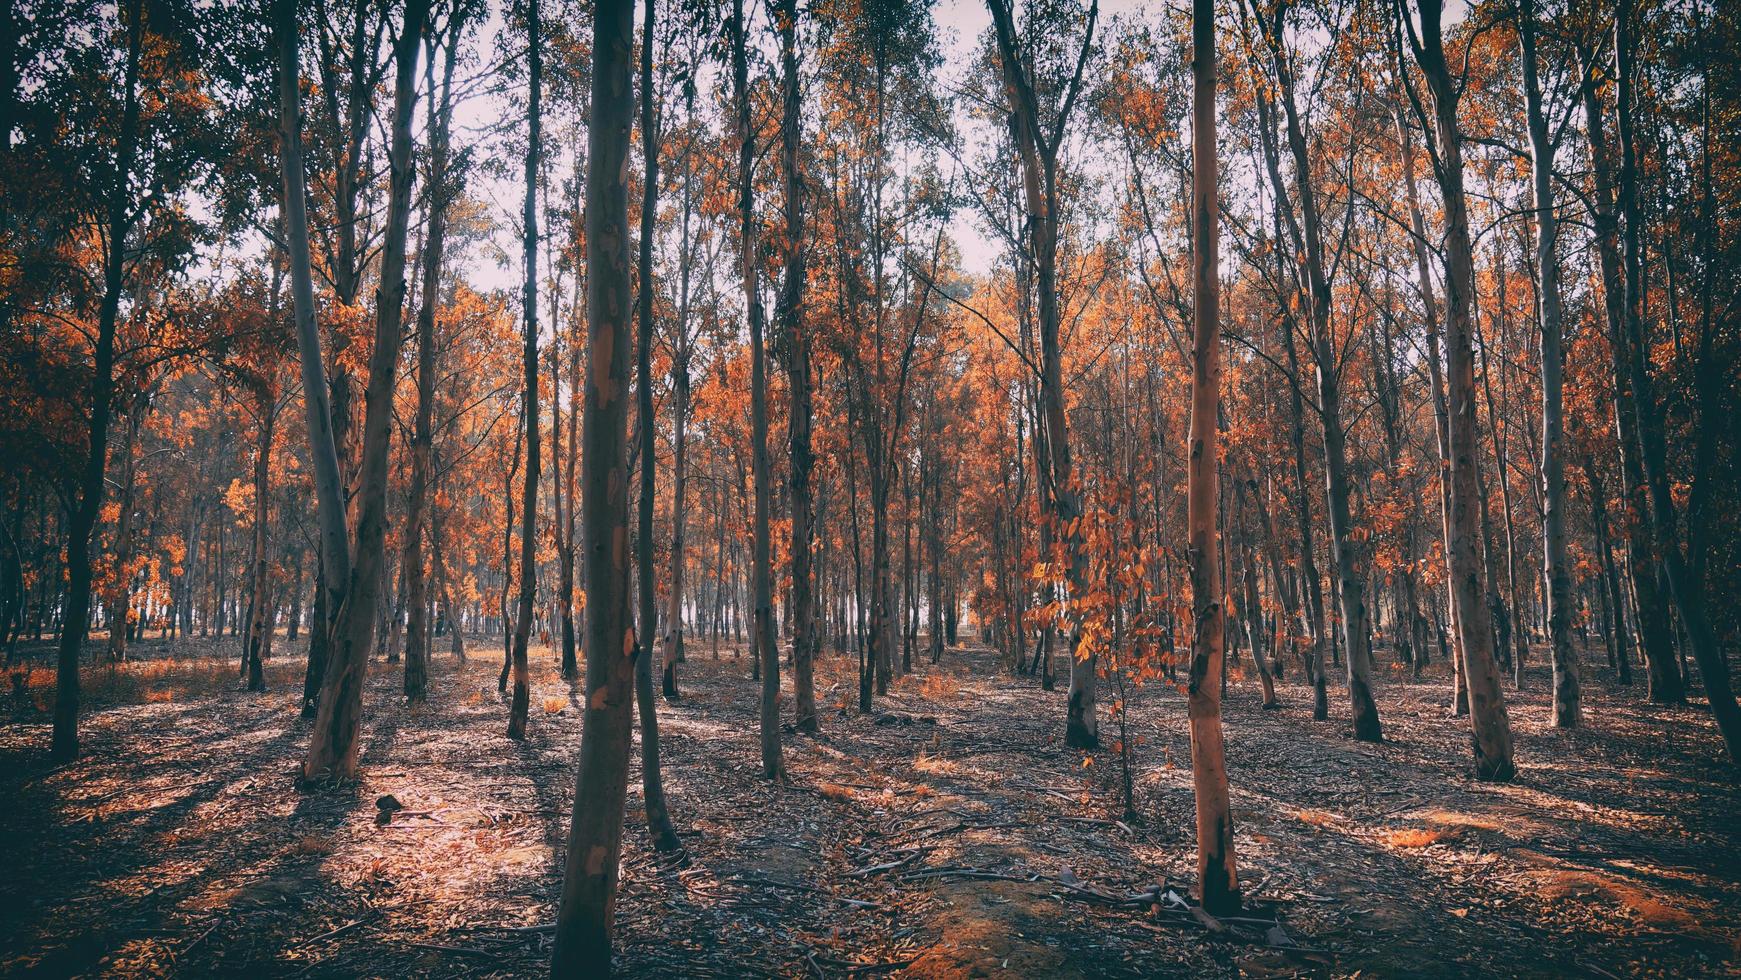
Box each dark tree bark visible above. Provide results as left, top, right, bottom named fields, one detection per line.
left=730, top=0, right=786, bottom=781
left=776, top=0, right=818, bottom=734
left=1612, top=0, right=1739, bottom=763
left=404, top=14, right=463, bottom=705
left=51, top=0, right=143, bottom=761
left=506, top=0, right=542, bottom=743
left=634, top=0, right=681, bottom=851
left=278, top=0, right=354, bottom=729
left=1577, top=49, right=1680, bottom=703
left=985, top=0, right=1100, bottom=749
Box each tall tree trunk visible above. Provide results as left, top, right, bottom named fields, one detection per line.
left=1583, top=453, right=1632, bottom=685
left=986, top=0, right=1099, bottom=749
left=551, top=0, right=637, bottom=966
left=106, top=403, right=143, bottom=665
left=1404, top=0, right=1516, bottom=781
left=403, top=18, right=461, bottom=705
left=660, top=163, right=689, bottom=694
left=633, top=0, right=681, bottom=851
left=1612, top=0, right=1740, bottom=763
left=1186, top=0, right=1239, bottom=913
left=729, top=0, right=785, bottom=781
left=1517, top=0, right=1579, bottom=726
left=1280, top=313, right=1328, bottom=718
left=1394, top=94, right=1466, bottom=714
left=777, top=0, right=818, bottom=733
left=278, top=0, right=353, bottom=729
left=1578, top=50, right=1680, bottom=703
left=301, top=0, right=429, bottom=781
left=51, top=0, right=144, bottom=761
left=506, top=0, right=541, bottom=743
left=1254, top=0, right=1379, bottom=740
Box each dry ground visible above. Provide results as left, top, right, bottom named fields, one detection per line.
left=3, top=633, right=1739, bottom=978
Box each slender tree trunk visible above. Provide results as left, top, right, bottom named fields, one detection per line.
left=777, top=0, right=817, bottom=733
left=1255, top=4, right=1378, bottom=739
left=277, top=0, right=354, bottom=732
left=986, top=0, right=1099, bottom=749
left=244, top=393, right=274, bottom=692
left=506, top=0, right=541, bottom=742
left=403, top=19, right=461, bottom=705
left=302, top=0, right=430, bottom=781
left=1517, top=0, right=1578, bottom=725
left=1578, top=53, right=1680, bottom=703
left=551, top=0, right=637, bottom=967
left=1186, top=0, right=1239, bottom=913
left=1613, top=0, right=1740, bottom=762
left=106, top=403, right=142, bottom=665
left=1406, top=0, right=1516, bottom=780
left=1395, top=94, right=1468, bottom=715
left=51, top=0, right=143, bottom=761
left=1584, top=453, right=1632, bottom=685
left=633, top=0, right=681, bottom=850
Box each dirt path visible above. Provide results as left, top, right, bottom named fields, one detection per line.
left=3, top=638, right=1738, bottom=977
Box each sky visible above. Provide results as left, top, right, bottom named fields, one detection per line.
left=339, top=0, right=1467, bottom=302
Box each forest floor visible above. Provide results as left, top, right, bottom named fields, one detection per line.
left=3, top=634, right=1739, bottom=978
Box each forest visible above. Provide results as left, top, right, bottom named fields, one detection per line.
left=1, top=0, right=1738, bottom=974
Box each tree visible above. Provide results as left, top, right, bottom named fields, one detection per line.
left=551, top=0, right=637, bottom=967
left=403, top=3, right=468, bottom=706
left=634, top=0, right=681, bottom=851
left=277, top=0, right=353, bottom=736
left=1185, top=0, right=1239, bottom=916
left=1399, top=0, right=1516, bottom=781
left=1611, top=0, right=1740, bottom=763
left=48, top=0, right=145, bottom=761
left=300, top=0, right=430, bottom=782
left=777, top=0, right=819, bottom=735
left=1247, top=0, right=1382, bottom=741
left=730, top=0, right=785, bottom=781
left=985, top=0, right=1102, bottom=750
left=1514, top=0, right=1578, bottom=727
left=506, top=0, right=542, bottom=743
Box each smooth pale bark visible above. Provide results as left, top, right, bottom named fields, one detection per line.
left=633, top=0, right=681, bottom=852
left=777, top=0, right=818, bottom=734
left=1613, top=0, right=1740, bottom=763
left=51, top=0, right=143, bottom=761
left=1516, top=0, right=1578, bottom=726
left=302, top=0, right=428, bottom=781
left=506, top=0, right=541, bottom=743
left=551, top=0, right=636, bottom=968
left=1405, top=0, right=1516, bottom=781
left=1185, top=0, right=1239, bottom=915
left=985, top=0, right=1100, bottom=749
left=731, top=0, right=785, bottom=782
left=277, top=0, right=354, bottom=738
left=403, top=20, right=461, bottom=705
